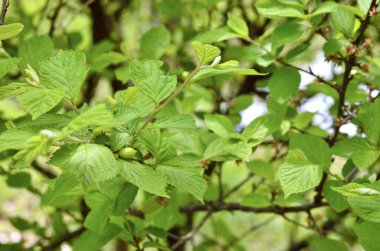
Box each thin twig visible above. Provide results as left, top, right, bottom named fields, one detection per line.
left=172, top=210, right=213, bottom=250
left=128, top=65, right=201, bottom=145
left=0, top=0, right=9, bottom=25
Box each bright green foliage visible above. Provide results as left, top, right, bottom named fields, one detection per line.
left=18, top=35, right=54, bottom=69
left=17, top=87, right=65, bottom=119
left=0, top=23, right=24, bottom=40
left=140, top=25, right=171, bottom=59
left=39, top=50, right=87, bottom=100
left=121, top=161, right=168, bottom=197
left=192, top=41, right=221, bottom=65
left=129, top=60, right=176, bottom=105
left=310, top=237, right=349, bottom=251
left=50, top=144, right=120, bottom=182
left=354, top=221, right=380, bottom=251
left=227, top=13, right=249, bottom=39
left=1, top=0, right=380, bottom=250
left=268, top=67, right=301, bottom=104
left=278, top=150, right=323, bottom=198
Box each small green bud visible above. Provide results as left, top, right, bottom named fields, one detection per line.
left=105, top=96, right=117, bottom=105
left=119, top=147, right=137, bottom=159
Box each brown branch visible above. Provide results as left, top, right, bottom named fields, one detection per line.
left=180, top=201, right=327, bottom=215
left=48, top=0, right=63, bottom=36
left=42, top=227, right=85, bottom=251
left=0, top=0, right=9, bottom=25
left=315, top=0, right=377, bottom=205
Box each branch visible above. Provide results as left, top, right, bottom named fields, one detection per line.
left=0, top=0, right=9, bottom=25
left=315, top=0, right=377, bottom=205
left=42, top=227, right=85, bottom=251
left=180, top=201, right=327, bottom=215
left=48, top=0, right=63, bottom=36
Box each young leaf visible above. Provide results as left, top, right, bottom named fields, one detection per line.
left=193, top=26, right=238, bottom=43
left=39, top=50, right=88, bottom=100
left=268, top=67, right=301, bottom=104
left=354, top=221, right=380, bottom=251
left=63, top=104, right=117, bottom=135
left=192, top=41, right=221, bottom=65
left=0, top=58, right=19, bottom=78
left=289, top=133, right=331, bottom=169
left=121, top=161, right=168, bottom=197
left=140, top=25, right=171, bottom=59
left=227, top=13, right=249, bottom=38
left=129, top=60, right=177, bottom=105
left=18, top=35, right=54, bottom=69
left=0, top=23, right=24, bottom=40
left=17, top=87, right=65, bottom=120
left=331, top=8, right=355, bottom=37
left=192, top=66, right=266, bottom=81
left=278, top=150, right=323, bottom=198
left=50, top=144, right=120, bottom=183
left=73, top=224, right=122, bottom=251
left=271, top=22, right=307, bottom=51
left=153, top=114, right=195, bottom=129
left=158, top=165, right=207, bottom=202
left=204, top=114, right=234, bottom=138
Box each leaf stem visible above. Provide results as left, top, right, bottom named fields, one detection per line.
left=128, top=65, right=202, bottom=145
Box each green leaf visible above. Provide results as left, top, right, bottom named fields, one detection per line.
left=17, top=87, right=65, bottom=119
left=153, top=114, right=195, bottom=129
left=193, top=66, right=266, bottom=81
left=39, top=50, right=88, bottom=100
left=140, top=25, right=171, bottom=59
left=322, top=180, right=349, bottom=212
left=0, top=128, right=35, bottom=152
left=332, top=138, right=379, bottom=170
left=247, top=160, right=274, bottom=181
left=14, top=133, right=56, bottom=166
left=311, top=237, right=349, bottom=251
left=84, top=192, right=114, bottom=231
left=323, top=39, right=346, bottom=57
left=243, top=114, right=281, bottom=141
left=331, top=9, right=355, bottom=37
left=256, top=0, right=304, bottom=18
left=354, top=221, right=380, bottom=251
left=348, top=196, right=380, bottom=222
left=278, top=150, right=323, bottom=198
left=121, top=161, right=168, bottom=197
left=192, top=41, right=221, bottom=65
left=204, top=114, right=234, bottom=138
left=203, top=138, right=251, bottom=161
left=129, top=60, right=177, bottom=105
left=158, top=165, right=207, bottom=202
left=0, top=58, right=19, bottom=79
left=289, top=133, right=331, bottom=169
left=73, top=224, right=122, bottom=251
left=193, top=26, right=238, bottom=43
left=50, top=144, right=120, bottom=183
left=6, top=172, right=31, bottom=188
left=332, top=183, right=380, bottom=198
left=63, top=104, right=117, bottom=135
left=115, top=87, right=139, bottom=105
left=139, top=128, right=176, bottom=162
left=268, top=67, right=301, bottom=104
left=91, top=52, right=126, bottom=72
left=227, top=13, right=249, bottom=38
left=359, top=100, right=380, bottom=145
left=18, top=35, right=54, bottom=69
left=0, top=23, right=24, bottom=40
left=0, top=82, right=31, bottom=100
left=271, top=22, right=307, bottom=51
